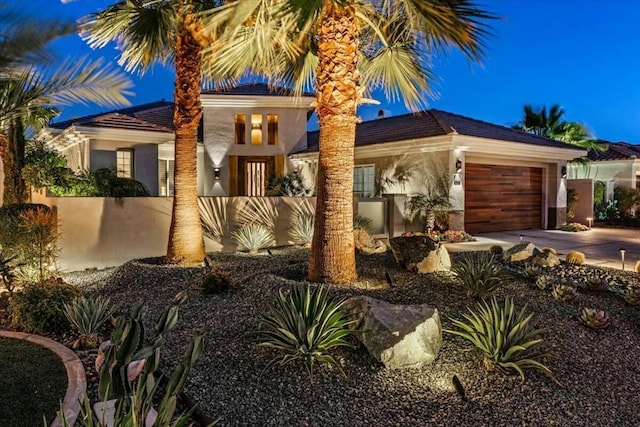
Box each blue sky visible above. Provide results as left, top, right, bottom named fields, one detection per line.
left=31, top=0, right=640, bottom=142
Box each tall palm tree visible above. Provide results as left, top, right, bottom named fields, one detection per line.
left=513, top=103, right=605, bottom=152
left=208, top=1, right=495, bottom=284
left=0, top=8, right=132, bottom=205
left=82, top=0, right=223, bottom=265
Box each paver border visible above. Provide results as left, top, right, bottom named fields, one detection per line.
left=0, top=330, right=86, bottom=427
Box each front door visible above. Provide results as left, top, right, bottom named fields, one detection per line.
left=245, top=160, right=267, bottom=196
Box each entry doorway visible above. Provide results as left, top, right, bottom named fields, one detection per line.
left=245, top=160, right=267, bottom=196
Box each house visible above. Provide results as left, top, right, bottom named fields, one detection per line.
left=567, top=141, right=640, bottom=204
left=39, top=84, right=585, bottom=234
left=292, top=110, right=585, bottom=233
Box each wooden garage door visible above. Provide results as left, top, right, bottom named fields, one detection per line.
left=465, top=164, right=542, bottom=234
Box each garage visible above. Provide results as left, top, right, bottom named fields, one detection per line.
left=464, top=163, right=543, bottom=234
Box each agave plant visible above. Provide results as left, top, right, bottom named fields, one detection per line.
left=63, top=296, right=115, bottom=348
left=446, top=297, right=555, bottom=382
left=231, top=223, right=274, bottom=254
left=288, top=213, right=314, bottom=246
left=578, top=308, right=610, bottom=329
left=535, top=274, right=555, bottom=291
left=624, top=286, right=640, bottom=306
left=521, top=263, right=541, bottom=280
left=551, top=284, right=578, bottom=303
left=451, top=252, right=502, bottom=298
left=254, top=285, right=355, bottom=381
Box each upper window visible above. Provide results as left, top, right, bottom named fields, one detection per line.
left=251, top=114, right=263, bottom=145
left=116, top=149, right=133, bottom=178
left=234, top=114, right=246, bottom=145
left=353, top=165, right=375, bottom=198
left=267, top=114, right=278, bottom=145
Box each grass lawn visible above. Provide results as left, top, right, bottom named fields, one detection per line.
left=0, top=337, right=67, bottom=426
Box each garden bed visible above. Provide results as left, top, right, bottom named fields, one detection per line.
left=64, top=248, right=640, bottom=426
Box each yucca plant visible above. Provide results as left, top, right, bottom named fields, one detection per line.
left=288, top=213, right=314, bottom=246
left=451, top=252, right=503, bottom=298
left=578, top=308, right=610, bottom=330
left=446, top=297, right=556, bottom=383
left=353, top=214, right=373, bottom=233
left=254, top=285, right=355, bottom=381
left=63, top=296, right=115, bottom=349
left=231, top=223, right=274, bottom=254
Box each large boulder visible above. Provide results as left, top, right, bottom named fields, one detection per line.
left=354, top=228, right=387, bottom=255
left=345, top=296, right=442, bottom=369
left=389, top=235, right=449, bottom=272
left=532, top=250, right=561, bottom=267
left=502, top=242, right=542, bottom=263
left=416, top=245, right=451, bottom=273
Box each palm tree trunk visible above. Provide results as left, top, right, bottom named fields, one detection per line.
left=165, top=14, right=205, bottom=265
left=308, top=2, right=360, bottom=284
left=1, top=118, right=28, bottom=205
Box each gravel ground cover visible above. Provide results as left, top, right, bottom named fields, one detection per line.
left=65, top=248, right=640, bottom=426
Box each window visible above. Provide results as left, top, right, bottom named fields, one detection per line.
left=353, top=165, right=375, bottom=198
left=267, top=114, right=278, bottom=145
left=158, top=159, right=174, bottom=196
left=251, top=114, right=263, bottom=144
left=234, top=114, right=246, bottom=144
left=116, top=149, right=133, bottom=178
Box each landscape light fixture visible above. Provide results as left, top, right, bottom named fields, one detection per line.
left=620, top=248, right=626, bottom=271
left=214, top=167, right=221, bottom=180
left=586, top=217, right=593, bottom=228
left=561, top=166, right=567, bottom=178
left=519, top=234, right=524, bottom=242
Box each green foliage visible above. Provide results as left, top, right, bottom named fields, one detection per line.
left=353, top=214, right=373, bottom=232
left=0, top=250, right=20, bottom=294
left=21, top=140, right=69, bottom=191
left=451, top=252, right=502, bottom=298
left=266, top=171, right=312, bottom=196
left=63, top=296, right=115, bottom=348
left=254, top=285, right=355, bottom=381
left=596, top=200, right=620, bottom=222
left=566, top=188, right=578, bottom=219
left=9, top=278, right=81, bottom=333
left=202, top=269, right=231, bottom=295
left=0, top=203, right=49, bottom=254
left=231, top=223, right=274, bottom=253
left=19, top=206, right=60, bottom=281
left=446, top=297, right=555, bottom=382
left=488, top=245, right=503, bottom=256
left=560, top=222, right=589, bottom=232
left=288, top=213, right=314, bottom=246
left=405, top=192, right=451, bottom=231
left=614, top=186, right=640, bottom=217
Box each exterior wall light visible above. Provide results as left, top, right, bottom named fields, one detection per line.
left=561, top=166, right=567, bottom=178
left=455, top=158, right=463, bottom=173
left=620, top=248, right=626, bottom=270
left=214, top=167, right=221, bottom=180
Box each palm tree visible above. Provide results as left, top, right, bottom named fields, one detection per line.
left=0, top=9, right=132, bottom=205
left=82, top=0, right=224, bottom=265
left=513, top=104, right=605, bottom=152
left=207, top=1, right=495, bottom=283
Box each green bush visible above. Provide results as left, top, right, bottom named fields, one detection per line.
left=446, top=297, right=555, bottom=383
left=202, top=269, right=231, bottom=295
left=451, top=251, right=503, bottom=298
left=10, top=278, right=81, bottom=333
left=254, top=285, right=355, bottom=380
left=566, top=188, right=578, bottom=219
left=614, top=186, right=640, bottom=217
left=266, top=172, right=312, bottom=196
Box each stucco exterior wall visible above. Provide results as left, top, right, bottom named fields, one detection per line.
left=567, top=179, right=594, bottom=226
left=569, top=160, right=638, bottom=188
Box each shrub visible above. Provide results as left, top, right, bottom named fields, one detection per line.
left=560, top=222, right=589, bottom=232
left=202, top=269, right=231, bottom=295
left=566, top=251, right=585, bottom=265
left=288, top=213, right=314, bottom=246
left=231, top=223, right=274, bottom=253
left=446, top=297, right=555, bottom=382
left=63, top=296, right=115, bottom=348
left=614, top=186, right=640, bottom=217
left=0, top=251, right=19, bottom=294
left=266, top=172, right=312, bottom=196
left=254, top=285, right=355, bottom=381
left=10, top=278, right=81, bottom=333
left=596, top=199, right=620, bottom=222
left=451, top=252, right=502, bottom=298
left=566, top=188, right=578, bottom=219
left=0, top=204, right=51, bottom=258
left=19, top=206, right=60, bottom=281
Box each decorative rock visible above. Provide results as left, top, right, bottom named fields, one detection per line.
left=389, top=235, right=442, bottom=272
left=344, top=296, right=442, bottom=369
left=416, top=245, right=451, bottom=273
left=354, top=228, right=387, bottom=255
left=532, top=251, right=561, bottom=267
left=503, top=242, right=542, bottom=263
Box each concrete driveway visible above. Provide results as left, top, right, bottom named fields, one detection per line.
left=445, top=227, right=640, bottom=271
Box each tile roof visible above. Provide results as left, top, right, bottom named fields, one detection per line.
left=587, top=141, right=640, bottom=161
left=297, top=109, right=577, bottom=153
left=202, top=82, right=315, bottom=97
left=50, top=101, right=175, bottom=133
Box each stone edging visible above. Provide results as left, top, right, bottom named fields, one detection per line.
left=0, top=330, right=87, bottom=427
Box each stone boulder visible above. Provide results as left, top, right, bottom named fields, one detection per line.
left=344, top=296, right=442, bottom=369
left=531, top=251, right=561, bottom=267
left=416, top=245, right=451, bottom=273
left=502, top=242, right=542, bottom=263
left=389, top=235, right=449, bottom=272
left=354, top=228, right=387, bottom=255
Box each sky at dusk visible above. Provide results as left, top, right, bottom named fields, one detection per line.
left=24, top=0, right=640, bottom=143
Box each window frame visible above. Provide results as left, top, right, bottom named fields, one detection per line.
left=116, top=148, right=134, bottom=179
left=353, top=164, right=375, bottom=198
